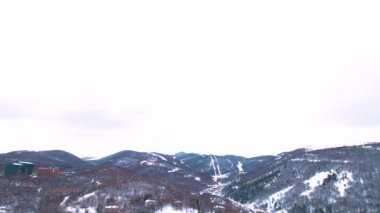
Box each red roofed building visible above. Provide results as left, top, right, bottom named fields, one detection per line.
left=37, top=167, right=60, bottom=176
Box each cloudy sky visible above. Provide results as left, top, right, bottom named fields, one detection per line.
left=1, top=0, right=380, bottom=158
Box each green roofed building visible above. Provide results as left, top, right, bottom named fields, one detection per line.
left=4, top=163, right=22, bottom=176
left=3, top=162, right=34, bottom=176
left=18, top=161, right=34, bottom=175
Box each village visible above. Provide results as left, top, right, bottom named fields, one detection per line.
left=1, top=162, right=126, bottom=213
left=0, top=160, right=206, bottom=213
left=4, top=161, right=58, bottom=177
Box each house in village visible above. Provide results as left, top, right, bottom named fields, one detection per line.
left=144, top=199, right=159, bottom=208
left=37, top=167, right=60, bottom=176
left=103, top=205, right=120, bottom=213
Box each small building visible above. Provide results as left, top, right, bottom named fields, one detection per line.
left=37, top=167, right=60, bottom=176
left=144, top=199, right=159, bottom=207
left=103, top=205, right=120, bottom=213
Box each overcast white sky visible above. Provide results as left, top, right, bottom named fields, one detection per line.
left=1, top=0, right=380, bottom=158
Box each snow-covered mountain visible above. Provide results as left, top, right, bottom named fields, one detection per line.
left=224, top=144, right=380, bottom=212
left=1, top=143, right=380, bottom=212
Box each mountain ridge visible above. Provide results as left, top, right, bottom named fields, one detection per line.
left=1, top=143, right=380, bottom=212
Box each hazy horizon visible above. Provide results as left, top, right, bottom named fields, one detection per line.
left=1, top=0, right=380, bottom=158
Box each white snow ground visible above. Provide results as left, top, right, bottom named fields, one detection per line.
left=335, top=171, right=353, bottom=197
left=301, top=171, right=331, bottom=197
left=237, top=161, right=244, bottom=173
left=59, top=196, right=69, bottom=207
left=247, top=186, right=294, bottom=212
left=301, top=170, right=354, bottom=198
left=209, top=155, right=228, bottom=181
left=168, top=168, right=180, bottom=173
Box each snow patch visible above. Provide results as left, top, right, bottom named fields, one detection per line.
left=301, top=170, right=354, bottom=198
left=104, top=205, right=119, bottom=209
left=210, top=155, right=226, bottom=181
left=195, top=177, right=201, bottom=181
left=168, top=168, right=180, bottom=173
left=155, top=205, right=198, bottom=213
left=150, top=152, right=167, bottom=161
left=141, top=160, right=155, bottom=166
left=227, top=159, right=234, bottom=168
left=0, top=206, right=11, bottom=213
left=360, top=178, right=364, bottom=184
left=291, top=158, right=350, bottom=163
left=247, top=186, right=294, bottom=212
left=203, top=181, right=230, bottom=197
left=91, top=179, right=102, bottom=186
left=335, top=171, right=353, bottom=197
left=265, top=186, right=293, bottom=209
left=212, top=173, right=229, bottom=182
left=214, top=156, right=222, bottom=176
left=116, top=159, right=130, bottom=166
left=77, top=191, right=97, bottom=203
left=265, top=186, right=293, bottom=212
left=237, top=161, right=244, bottom=173
left=301, top=171, right=331, bottom=197
left=59, top=196, right=69, bottom=207
left=362, top=145, right=373, bottom=149
left=209, top=155, right=218, bottom=177
left=291, top=158, right=322, bottom=162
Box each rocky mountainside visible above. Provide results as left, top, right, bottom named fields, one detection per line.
left=1, top=143, right=380, bottom=212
